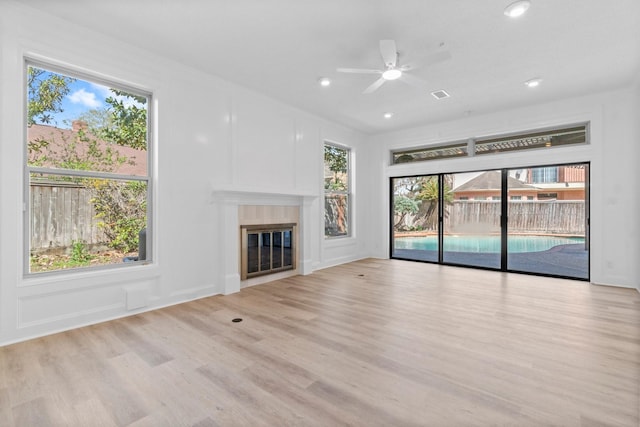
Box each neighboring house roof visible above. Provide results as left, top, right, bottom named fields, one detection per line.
left=454, top=171, right=536, bottom=192
left=27, top=122, right=148, bottom=176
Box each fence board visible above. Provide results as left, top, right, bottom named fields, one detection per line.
left=30, top=184, right=106, bottom=253
left=444, top=201, right=585, bottom=235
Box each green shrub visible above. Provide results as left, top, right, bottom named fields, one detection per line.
left=92, top=180, right=147, bottom=253
left=70, top=240, right=93, bottom=263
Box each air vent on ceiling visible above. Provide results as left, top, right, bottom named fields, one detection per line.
left=431, top=89, right=450, bottom=100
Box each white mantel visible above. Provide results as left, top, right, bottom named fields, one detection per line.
left=211, top=188, right=317, bottom=295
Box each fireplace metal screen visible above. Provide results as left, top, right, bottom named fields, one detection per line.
left=241, top=223, right=296, bottom=280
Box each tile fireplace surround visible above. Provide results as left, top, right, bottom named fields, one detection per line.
left=211, top=189, right=317, bottom=295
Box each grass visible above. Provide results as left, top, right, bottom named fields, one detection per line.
left=30, top=250, right=135, bottom=273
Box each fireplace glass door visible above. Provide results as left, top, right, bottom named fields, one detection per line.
left=242, top=224, right=296, bottom=279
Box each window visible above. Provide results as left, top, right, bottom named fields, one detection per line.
left=474, top=125, right=587, bottom=155
left=324, top=143, right=350, bottom=237
left=26, top=61, right=151, bottom=274
left=531, top=167, right=558, bottom=183
left=390, top=124, right=588, bottom=165
left=537, top=193, right=558, bottom=200
left=391, top=141, right=467, bottom=165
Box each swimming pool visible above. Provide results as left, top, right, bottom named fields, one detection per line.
left=394, top=235, right=585, bottom=253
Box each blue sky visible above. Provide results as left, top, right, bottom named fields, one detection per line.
left=31, top=68, right=145, bottom=129
left=54, top=79, right=111, bottom=128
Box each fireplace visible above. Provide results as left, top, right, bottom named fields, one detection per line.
left=211, top=189, right=316, bottom=294
left=241, top=223, right=296, bottom=279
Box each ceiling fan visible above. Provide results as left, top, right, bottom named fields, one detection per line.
left=337, top=40, right=451, bottom=94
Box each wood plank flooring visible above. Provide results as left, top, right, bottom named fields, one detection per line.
left=1, top=258, right=639, bottom=426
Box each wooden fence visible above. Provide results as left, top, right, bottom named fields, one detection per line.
left=33, top=186, right=586, bottom=253
left=30, top=183, right=107, bottom=253
left=444, top=200, right=585, bottom=234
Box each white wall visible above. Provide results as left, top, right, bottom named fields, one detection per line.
left=633, top=76, right=640, bottom=293
left=0, top=2, right=369, bottom=345
left=368, top=88, right=640, bottom=290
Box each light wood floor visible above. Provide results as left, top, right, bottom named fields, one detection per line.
left=1, top=259, right=639, bottom=426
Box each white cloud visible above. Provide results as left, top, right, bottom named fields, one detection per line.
left=88, top=83, right=145, bottom=108
left=89, top=82, right=112, bottom=99
left=113, top=94, right=145, bottom=109
left=67, top=89, right=102, bottom=108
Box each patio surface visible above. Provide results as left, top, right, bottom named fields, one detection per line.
left=392, top=243, right=589, bottom=279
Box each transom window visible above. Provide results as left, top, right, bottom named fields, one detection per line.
left=391, top=123, right=588, bottom=165
left=26, top=61, right=151, bottom=274
left=391, top=141, right=467, bottom=164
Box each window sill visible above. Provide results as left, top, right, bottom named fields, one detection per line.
left=324, top=236, right=357, bottom=248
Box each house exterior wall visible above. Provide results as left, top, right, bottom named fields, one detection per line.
left=454, top=189, right=585, bottom=201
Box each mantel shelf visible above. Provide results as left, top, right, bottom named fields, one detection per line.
left=211, top=187, right=318, bottom=205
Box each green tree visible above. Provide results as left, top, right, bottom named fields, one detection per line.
left=414, top=177, right=453, bottom=230
left=27, top=67, right=76, bottom=125
left=394, top=195, right=420, bottom=230
left=98, top=90, right=148, bottom=150
left=77, top=108, right=113, bottom=133
left=324, top=145, right=348, bottom=190
left=392, top=176, right=454, bottom=231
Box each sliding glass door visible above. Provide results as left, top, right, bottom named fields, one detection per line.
left=391, top=175, right=439, bottom=262
left=507, top=164, right=589, bottom=279
left=390, top=162, right=589, bottom=280
left=442, top=171, right=501, bottom=269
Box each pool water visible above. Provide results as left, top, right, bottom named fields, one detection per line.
left=394, top=235, right=585, bottom=253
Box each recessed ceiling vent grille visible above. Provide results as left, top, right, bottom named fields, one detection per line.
left=431, top=89, right=450, bottom=100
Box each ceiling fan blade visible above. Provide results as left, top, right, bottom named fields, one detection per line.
left=379, top=40, right=398, bottom=67
left=398, top=73, right=429, bottom=90
left=336, top=68, right=382, bottom=74
left=422, top=49, right=452, bottom=67
left=363, top=77, right=386, bottom=94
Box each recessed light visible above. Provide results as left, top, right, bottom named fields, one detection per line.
left=383, top=112, right=394, bottom=119
left=504, top=0, right=531, bottom=18
left=524, top=78, right=542, bottom=88
left=318, top=77, right=331, bottom=87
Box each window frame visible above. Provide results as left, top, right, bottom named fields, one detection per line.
left=323, top=141, right=352, bottom=239
left=23, top=59, right=153, bottom=276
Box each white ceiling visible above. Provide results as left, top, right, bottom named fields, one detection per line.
left=21, top=0, right=640, bottom=134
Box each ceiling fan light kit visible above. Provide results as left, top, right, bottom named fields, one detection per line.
left=336, top=39, right=451, bottom=94
left=504, top=0, right=531, bottom=18
left=382, top=69, right=402, bottom=80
